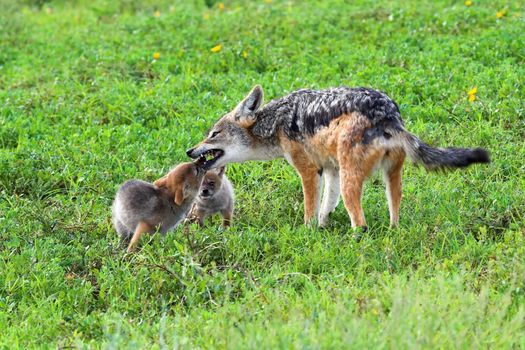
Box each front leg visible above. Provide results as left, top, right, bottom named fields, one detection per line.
left=318, top=168, right=340, bottom=227
left=300, top=169, right=323, bottom=225
left=288, top=151, right=322, bottom=226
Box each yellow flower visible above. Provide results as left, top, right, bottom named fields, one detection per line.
left=203, top=13, right=210, bottom=20
left=211, top=44, right=222, bottom=53
left=154, top=10, right=161, bottom=17
left=153, top=52, right=161, bottom=60
left=464, top=0, right=472, bottom=6
left=242, top=51, right=248, bottom=58
left=496, top=11, right=504, bottom=18
left=218, top=2, right=225, bottom=11
left=467, top=86, right=477, bottom=102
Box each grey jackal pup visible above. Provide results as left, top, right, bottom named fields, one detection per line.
left=190, top=166, right=234, bottom=227
left=112, top=160, right=206, bottom=252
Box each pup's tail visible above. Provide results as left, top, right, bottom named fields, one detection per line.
left=392, top=129, right=490, bottom=171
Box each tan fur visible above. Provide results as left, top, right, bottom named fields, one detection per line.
left=127, top=221, right=153, bottom=253
left=236, top=117, right=256, bottom=129
left=280, top=112, right=400, bottom=229
left=279, top=134, right=321, bottom=224
left=383, top=149, right=405, bottom=227
left=154, top=163, right=202, bottom=206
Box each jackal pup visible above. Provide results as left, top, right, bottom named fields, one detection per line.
left=187, top=85, right=490, bottom=232
left=112, top=159, right=206, bottom=252
left=190, top=166, right=234, bottom=227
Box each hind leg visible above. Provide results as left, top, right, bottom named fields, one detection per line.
left=383, top=150, right=405, bottom=227
left=338, top=145, right=384, bottom=230
left=221, top=208, right=233, bottom=227
left=127, top=221, right=154, bottom=253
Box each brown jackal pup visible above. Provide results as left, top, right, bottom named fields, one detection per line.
left=190, top=166, right=234, bottom=227
left=112, top=159, right=205, bottom=252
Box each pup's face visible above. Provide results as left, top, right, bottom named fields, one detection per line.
left=154, top=159, right=206, bottom=205
left=199, top=167, right=225, bottom=199
left=186, top=85, right=264, bottom=169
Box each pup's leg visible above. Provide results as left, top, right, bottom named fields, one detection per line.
left=221, top=208, right=233, bottom=227
left=114, top=219, right=132, bottom=247
left=318, top=168, right=340, bottom=227
left=127, top=221, right=153, bottom=253
left=383, top=150, right=405, bottom=228
left=338, top=144, right=384, bottom=231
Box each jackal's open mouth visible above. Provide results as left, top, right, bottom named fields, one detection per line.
left=199, top=149, right=224, bottom=169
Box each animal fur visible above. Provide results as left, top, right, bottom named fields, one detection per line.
left=112, top=160, right=206, bottom=252
left=190, top=166, right=235, bottom=227
left=187, top=85, right=490, bottom=230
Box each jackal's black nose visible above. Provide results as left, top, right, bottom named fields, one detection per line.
left=186, top=148, right=195, bottom=158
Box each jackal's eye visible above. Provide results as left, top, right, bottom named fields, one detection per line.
left=210, top=130, right=221, bottom=139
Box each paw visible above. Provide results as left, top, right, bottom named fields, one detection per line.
left=351, top=226, right=367, bottom=242
left=318, top=214, right=329, bottom=228
left=304, top=218, right=318, bottom=228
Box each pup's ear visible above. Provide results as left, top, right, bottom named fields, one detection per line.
left=160, top=171, right=186, bottom=206
left=234, top=85, right=264, bottom=121
left=174, top=183, right=185, bottom=206
left=154, top=175, right=167, bottom=188
left=216, top=166, right=225, bottom=178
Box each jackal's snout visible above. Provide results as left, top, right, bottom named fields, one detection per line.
left=186, top=147, right=197, bottom=158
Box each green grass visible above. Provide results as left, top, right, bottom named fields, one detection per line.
left=1, top=0, right=524, bottom=348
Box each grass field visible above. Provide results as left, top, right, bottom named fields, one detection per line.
left=1, top=0, right=524, bottom=348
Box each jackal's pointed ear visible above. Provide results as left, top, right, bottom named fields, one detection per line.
left=234, top=85, right=264, bottom=120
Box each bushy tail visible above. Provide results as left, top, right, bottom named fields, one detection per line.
left=397, top=131, right=490, bottom=171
